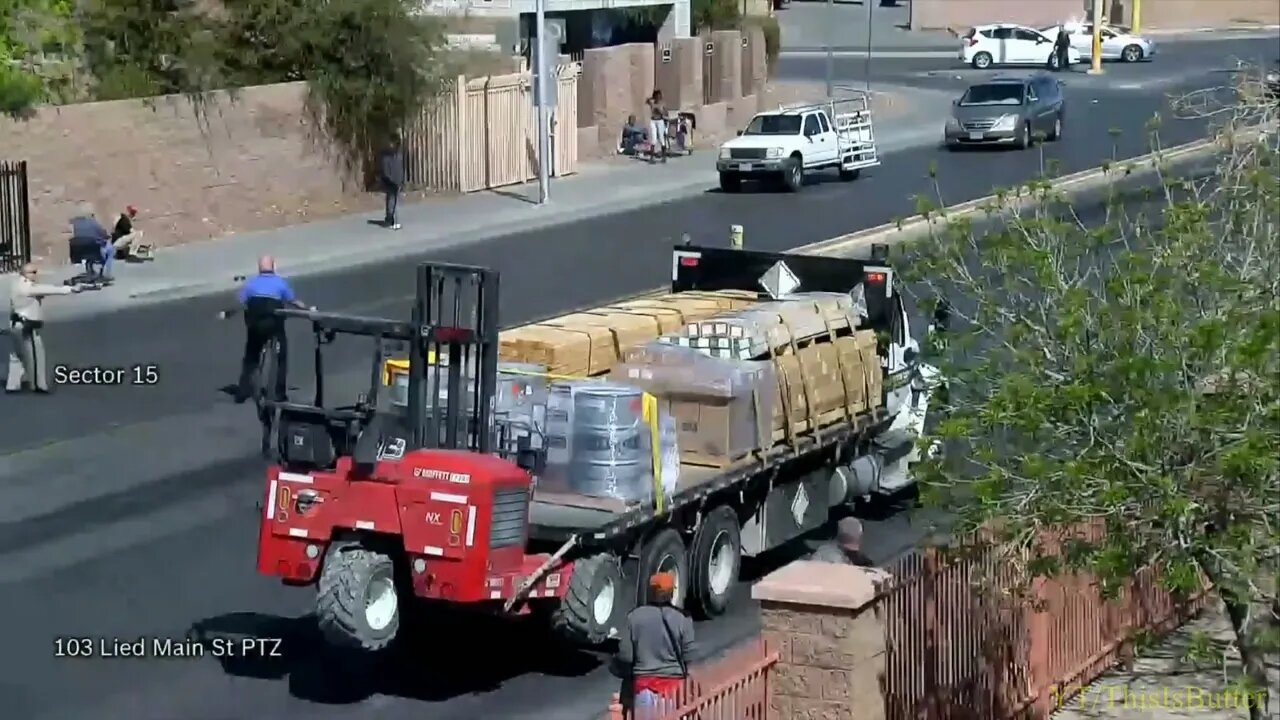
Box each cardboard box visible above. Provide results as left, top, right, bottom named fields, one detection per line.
left=501, top=291, right=761, bottom=377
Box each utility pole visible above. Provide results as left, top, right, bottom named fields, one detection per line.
left=824, top=0, right=834, bottom=98
left=1131, top=0, right=1143, bottom=34
left=534, top=0, right=551, bottom=204
left=863, top=0, right=873, bottom=90
left=1089, top=0, right=1105, bottom=75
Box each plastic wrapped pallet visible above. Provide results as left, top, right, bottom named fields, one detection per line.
left=500, top=290, right=761, bottom=377
left=614, top=342, right=776, bottom=467
left=679, top=292, right=864, bottom=360
left=540, top=378, right=680, bottom=503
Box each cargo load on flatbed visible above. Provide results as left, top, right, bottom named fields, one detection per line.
left=383, top=251, right=891, bottom=531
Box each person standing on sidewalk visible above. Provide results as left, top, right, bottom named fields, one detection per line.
left=378, top=135, right=405, bottom=230
left=612, top=571, right=694, bottom=718
left=7, top=264, right=82, bottom=394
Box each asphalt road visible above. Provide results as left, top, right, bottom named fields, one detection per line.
left=0, top=69, right=1230, bottom=720
left=777, top=35, right=1280, bottom=94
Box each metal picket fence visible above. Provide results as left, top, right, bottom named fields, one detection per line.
left=1, top=161, right=32, bottom=273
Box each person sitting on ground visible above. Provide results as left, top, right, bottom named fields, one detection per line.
left=69, top=205, right=115, bottom=280
left=110, top=205, right=150, bottom=259
left=810, top=517, right=875, bottom=566
left=620, top=114, right=646, bottom=155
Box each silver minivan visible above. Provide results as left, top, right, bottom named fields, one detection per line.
left=944, top=75, right=1065, bottom=150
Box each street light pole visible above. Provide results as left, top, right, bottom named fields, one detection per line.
left=863, top=0, right=873, bottom=90
left=534, top=0, right=551, bottom=204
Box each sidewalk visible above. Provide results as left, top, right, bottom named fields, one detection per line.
left=0, top=83, right=954, bottom=321
left=1052, top=603, right=1280, bottom=719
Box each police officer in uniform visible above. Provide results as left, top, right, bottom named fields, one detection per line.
left=234, top=255, right=311, bottom=403
left=7, top=264, right=82, bottom=394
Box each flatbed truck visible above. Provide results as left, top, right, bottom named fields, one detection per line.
left=254, top=246, right=941, bottom=651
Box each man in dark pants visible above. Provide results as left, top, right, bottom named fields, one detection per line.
left=1054, top=27, right=1072, bottom=72
left=810, top=517, right=876, bottom=566
left=234, top=255, right=311, bottom=403
left=379, top=135, right=405, bottom=230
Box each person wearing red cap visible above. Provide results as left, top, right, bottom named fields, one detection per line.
left=110, top=205, right=150, bottom=260
left=612, top=571, right=695, bottom=718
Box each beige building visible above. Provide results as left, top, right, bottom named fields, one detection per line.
left=909, top=0, right=1280, bottom=32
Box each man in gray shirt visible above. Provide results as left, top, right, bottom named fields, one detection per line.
left=613, top=571, right=694, bottom=718
left=811, top=517, right=875, bottom=566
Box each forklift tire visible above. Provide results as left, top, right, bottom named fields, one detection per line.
left=550, top=553, right=626, bottom=645
left=781, top=156, right=804, bottom=192
left=638, top=527, right=690, bottom=608
left=315, top=543, right=400, bottom=652
left=688, top=506, right=741, bottom=619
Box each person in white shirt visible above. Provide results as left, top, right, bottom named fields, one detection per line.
left=7, top=264, right=81, bottom=394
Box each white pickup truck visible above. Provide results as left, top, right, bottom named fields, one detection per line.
left=716, top=91, right=880, bottom=193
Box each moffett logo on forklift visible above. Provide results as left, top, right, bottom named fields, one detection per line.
left=413, top=468, right=471, bottom=484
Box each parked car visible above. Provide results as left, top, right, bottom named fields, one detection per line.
left=1040, top=22, right=1156, bottom=63
left=944, top=75, right=1065, bottom=150
left=960, top=24, right=1082, bottom=70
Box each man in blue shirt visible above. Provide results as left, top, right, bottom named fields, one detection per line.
left=70, top=206, right=115, bottom=279
left=236, top=255, right=310, bottom=403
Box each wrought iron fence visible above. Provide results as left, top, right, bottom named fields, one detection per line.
left=1, top=161, right=32, bottom=273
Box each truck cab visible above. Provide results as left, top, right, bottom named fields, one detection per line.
left=717, top=89, right=879, bottom=193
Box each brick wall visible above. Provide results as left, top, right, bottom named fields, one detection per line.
left=753, top=561, right=893, bottom=720
left=0, top=83, right=372, bottom=265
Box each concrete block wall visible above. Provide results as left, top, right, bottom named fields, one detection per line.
left=753, top=561, right=893, bottom=720
left=710, top=30, right=743, bottom=104
left=576, top=31, right=769, bottom=158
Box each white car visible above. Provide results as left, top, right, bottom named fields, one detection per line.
left=1040, top=23, right=1156, bottom=63
left=960, top=23, right=1082, bottom=70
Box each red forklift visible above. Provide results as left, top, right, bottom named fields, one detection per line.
left=256, top=247, right=935, bottom=652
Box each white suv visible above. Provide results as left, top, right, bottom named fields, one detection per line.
left=960, top=24, right=1081, bottom=70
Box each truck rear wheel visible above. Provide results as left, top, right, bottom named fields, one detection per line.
left=550, top=553, right=626, bottom=645
left=719, top=172, right=741, bottom=193
left=639, top=527, right=690, bottom=607
left=315, top=543, right=400, bottom=652
left=688, top=506, right=741, bottom=619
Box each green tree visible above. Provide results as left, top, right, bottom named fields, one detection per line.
left=0, top=0, right=85, bottom=115
left=907, top=107, right=1279, bottom=716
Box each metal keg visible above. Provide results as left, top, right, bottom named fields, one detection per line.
left=568, top=384, right=648, bottom=500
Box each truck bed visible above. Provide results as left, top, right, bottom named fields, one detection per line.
left=528, top=405, right=891, bottom=541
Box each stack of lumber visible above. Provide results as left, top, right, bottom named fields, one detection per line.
left=499, top=290, right=758, bottom=377
left=664, top=292, right=862, bottom=360
left=772, top=329, right=882, bottom=441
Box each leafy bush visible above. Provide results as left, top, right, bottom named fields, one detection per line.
left=0, top=64, right=43, bottom=118
left=907, top=87, right=1279, bottom=717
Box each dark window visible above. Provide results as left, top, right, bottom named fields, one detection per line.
left=959, top=83, right=1027, bottom=106
left=803, top=115, right=821, bottom=136
left=989, top=27, right=1012, bottom=40
left=1013, top=28, right=1044, bottom=42
left=743, top=114, right=802, bottom=135
left=817, top=113, right=831, bottom=133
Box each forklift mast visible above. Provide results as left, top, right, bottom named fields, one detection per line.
left=406, top=262, right=501, bottom=454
